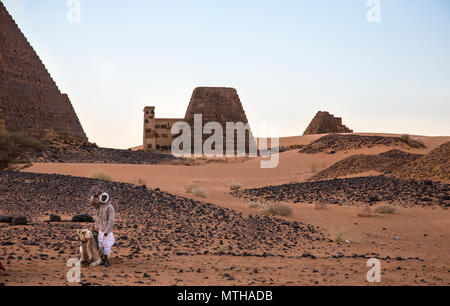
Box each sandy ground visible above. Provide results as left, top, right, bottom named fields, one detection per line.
left=2, top=133, right=449, bottom=286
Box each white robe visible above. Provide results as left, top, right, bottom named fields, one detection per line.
left=98, top=231, right=115, bottom=256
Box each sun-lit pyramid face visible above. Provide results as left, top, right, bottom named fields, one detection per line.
left=0, top=2, right=88, bottom=144
left=184, top=87, right=249, bottom=125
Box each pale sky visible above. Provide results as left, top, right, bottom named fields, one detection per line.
left=3, top=0, right=450, bottom=149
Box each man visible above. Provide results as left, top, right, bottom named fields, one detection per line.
left=90, top=191, right=115, bottom=267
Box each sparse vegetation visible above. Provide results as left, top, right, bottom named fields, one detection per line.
left=0, top=132, right=46, bottom=170
left=341, top=198, right=353, bottom=207
left=314, top=202, right=327, bottom=210
left=185, top=182, right=207, bottom=198
left=229, top=182, right=243, bottom=191
left=400, top=134, right=426, bottom=149
left=261, top=202, right=293, bottom=217
left=374, top=205, right=396, bottom=214
left=91, top=172, right=113, bottom=181
left=357, top=207, right=372, bottom=217
left=134, top=178, right=147, bottom=186
left=334, top=231, right=349, bottom=244
left=248, top=201, right=262, bottom=209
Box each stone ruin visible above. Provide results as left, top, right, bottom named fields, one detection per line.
left=144, top=87, right=254, bottom=153
left=0, top=2, right=88, bottom=144
left=303, top=111, right=353, bottom=135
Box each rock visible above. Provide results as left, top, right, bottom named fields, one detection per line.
left=49, top=214, right=62, bottom=222
left=0, top=216, right=12, bottom=223
left=11, top=217, right=27, bottom=225
left=71, top=214, right=94, bottom=223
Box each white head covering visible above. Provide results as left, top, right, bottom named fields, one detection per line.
left=99, top=192, right=110, bottom=204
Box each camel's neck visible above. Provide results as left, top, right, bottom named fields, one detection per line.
left=81, top=241, right=90, bottom=260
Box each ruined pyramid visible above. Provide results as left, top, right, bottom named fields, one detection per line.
left=303, top=111, right=353, bottom=135
left=184, top=87, right=254, bottom=153
left=0, top=2, right=88, bottom=144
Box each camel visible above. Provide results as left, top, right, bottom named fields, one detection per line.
left=77, top=229, right=103, bottom=266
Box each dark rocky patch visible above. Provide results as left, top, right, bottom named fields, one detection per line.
left=299, top=134, right=423, bottom=154
left=310, top=149, right=423, bottom=181
left=233, top=176, right=449, bottom=208
left=25, top=143, right=175, bottom=165
left=0, top=171, right=325, bottom=257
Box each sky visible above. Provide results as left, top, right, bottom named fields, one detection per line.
left=2, top=0, right=450, bottom=149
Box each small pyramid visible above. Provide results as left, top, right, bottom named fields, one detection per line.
left=303, top=111, right=353, bottom=135
left=0, top=2, right=87, bottom=144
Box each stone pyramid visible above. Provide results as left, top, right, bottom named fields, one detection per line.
left=184, top=87, right=254, bottom=153
left=0, top=2, right=88, bottom=144
left=303, top=111, right=353, bottom=135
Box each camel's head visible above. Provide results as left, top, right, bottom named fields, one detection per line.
left=77, top=229, right=93, bottom=243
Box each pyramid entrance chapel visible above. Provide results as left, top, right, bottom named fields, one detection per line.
left=0, top=2, right=88, bottom=144
left=143, top=87, right=253, bottom=152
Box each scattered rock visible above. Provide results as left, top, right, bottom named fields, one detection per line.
left=49, top=214, right=62, bottom=222
left=71, top=214, right=94, bottom=223
left=11, top=217, right=27, bottom=225
left=0, top=216, right=12, bottom=223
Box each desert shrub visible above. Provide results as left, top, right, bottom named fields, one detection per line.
left=374, top=205, right=396, bottom=214
left=248, top=201, right=262, bottom=209
left=134, top=178, right=147, bottom=186
left=91, top=172, right=112, bottom=181
left=0, top=132, right=46, bottom=170
left=229, top=182, right=243, bottom=191
left=399, top=134, right=425, bottom=148
left=334, top=231, right=349, bottom=243
left=185, top=182, right=207, bottom=198
left=357, top=207, right=372, bottom=218
left=314, top=202, right=327, bottom=210
left=185, top=182, right=200, bottom=193
left=341, top=198, right=353, bottom=207
left=261, top=203, right=293, bottom=217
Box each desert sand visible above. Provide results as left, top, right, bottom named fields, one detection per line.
left=1, top=133, right=449, bottom=286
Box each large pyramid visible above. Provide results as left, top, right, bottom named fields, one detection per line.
left=303, top=111, right=353, bottom=135
left=0, top=2, right=88, bottom=144
left=184, top=87, right=254, bottom=153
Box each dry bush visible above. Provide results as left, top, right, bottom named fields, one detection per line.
left=311, top=164, right=319, bottom=174
left=334, top=231, right=350, bottom=244
left=341, top=198, right=353, bottom=207
left=185, top=182, right=207, bottom=198
left=248, top=201, right=262, bottom=209
left=229, top=182, right=243, bottom=191
left=314, top=202, right=327, bottom=210
left=185, top=182, right=200, bottom=193
left=374, top=205, right=396, bottom=214
left=261, top=203, right=293, bottom=217
left=400, top=134, right=426, bottom=148
left=134, top=178, right=147, bottom=186
left=0, top=132, right=46, bottom=170
left=357, top=207, right=373, bottom=217
left=91, top=172, right=113, bottom=181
